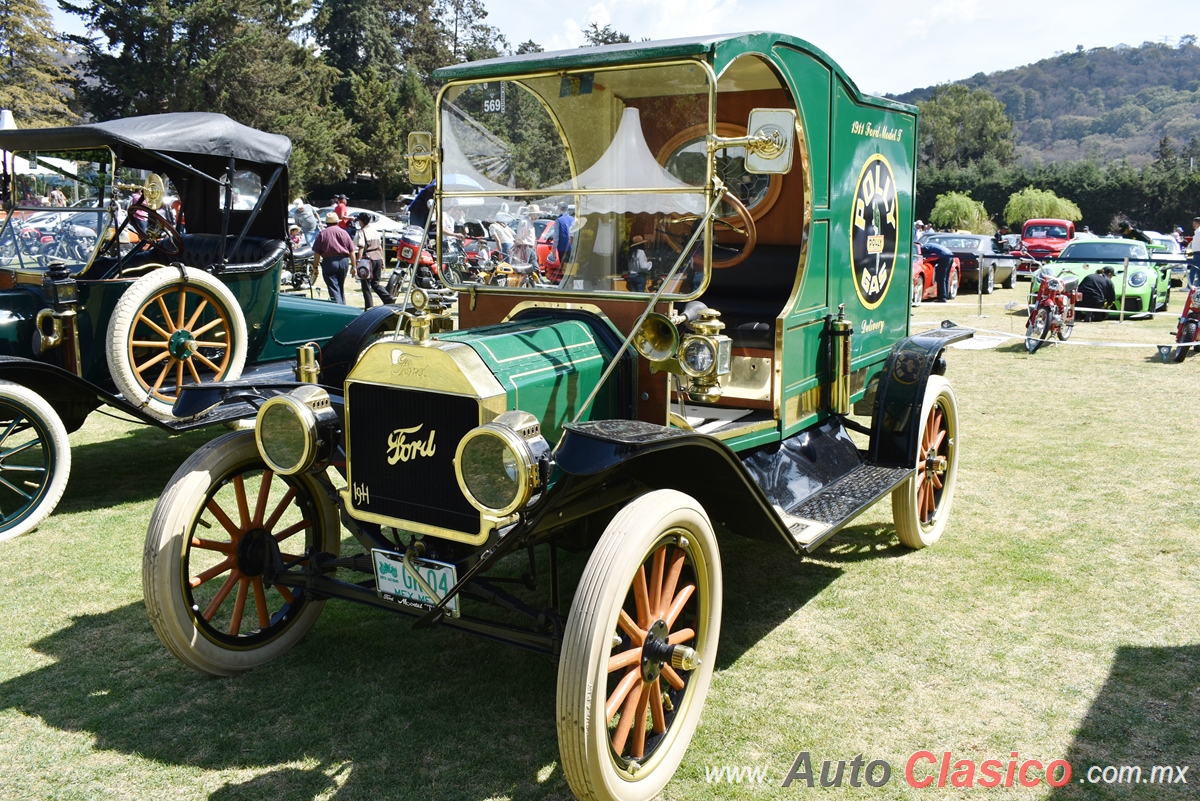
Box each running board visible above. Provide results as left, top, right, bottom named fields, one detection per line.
left=779, top=464, right=914, bottom=553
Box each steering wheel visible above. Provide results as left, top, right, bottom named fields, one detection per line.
left=132, top=204, right=183, bottom=257
left=109, top=203, right=184, bottom=259
left=655, top=192, right=757, bottom=269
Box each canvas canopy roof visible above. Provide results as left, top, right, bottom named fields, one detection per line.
left=0, top=113, right=291, bottom=166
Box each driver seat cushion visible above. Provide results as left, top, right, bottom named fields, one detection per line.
left=699, top=245, right=800, bottom=350
left=178, top=234, right=287, bottom=274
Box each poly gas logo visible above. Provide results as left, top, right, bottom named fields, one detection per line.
left=850, top=154, right=899, bottom=310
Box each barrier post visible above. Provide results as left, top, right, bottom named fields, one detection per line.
left=1118, top=256, right=1129, bottom=323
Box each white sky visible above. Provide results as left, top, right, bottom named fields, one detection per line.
left=52, top=0, right=1195, bottom=96
left=483, top=0, right=1196, bottom=95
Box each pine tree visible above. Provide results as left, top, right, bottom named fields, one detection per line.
left=0, top=0, right=73, bottom=125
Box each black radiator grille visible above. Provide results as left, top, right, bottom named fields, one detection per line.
left=346, top=382, right=480, bottom=535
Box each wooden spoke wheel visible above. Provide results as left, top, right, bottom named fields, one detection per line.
left=892, top=375, right=959, bottom=549
left=558, top=490, right=721, bottom=801
left=0, top=381, right=71, bottom=542
left=655, top=193, right=757, bottom=270
left=106, top=267, right=247, bottom=421
left=143, top=431, right=340, bottom=675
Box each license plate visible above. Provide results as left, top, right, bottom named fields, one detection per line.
left=372, top=550, right=459, bottom=616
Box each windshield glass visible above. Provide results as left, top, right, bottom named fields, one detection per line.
left=926, top=235, right=982, bottom=250
left=0, top=148, right=116, bottom=274
left=437, top=61, right=713, bottom=298
left=1058, top=241, right=1149, bottom=261
left=1025, top=224, right=1068, bottom=239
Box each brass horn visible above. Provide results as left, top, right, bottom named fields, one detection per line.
left=115, top=173, right=166, bottom=210
left=632, top=312, right=679, bottom=363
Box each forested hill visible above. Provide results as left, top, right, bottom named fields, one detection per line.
left=890, top=39, right=1200, bottom=166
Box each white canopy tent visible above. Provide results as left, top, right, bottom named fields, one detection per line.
left=542, top=107, right=705, bottom=216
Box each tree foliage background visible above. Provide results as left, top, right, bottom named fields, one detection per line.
left=4, top=2, right=1200, bottom=227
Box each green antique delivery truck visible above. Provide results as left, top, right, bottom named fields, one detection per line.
left=143, top=32, right=969, bottom=801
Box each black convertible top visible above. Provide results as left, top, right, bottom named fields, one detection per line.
left=0, top=112, right=291, bottom=165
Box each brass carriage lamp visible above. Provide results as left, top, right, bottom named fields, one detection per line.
left=47, top=262, right=77, bottom=311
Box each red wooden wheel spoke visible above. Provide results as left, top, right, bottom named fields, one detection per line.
left=607, top=647, right=642, bottom=674
left=611, top=676, right=644, bottom=755
left=173, top=361, right=185, bottom=398
left=251, top=577, right=270, bottom=629
left=275, top=584, right=295, bottom=604
left=649, top=677, right=666, bottom=735
left=203, top=569, right=241, bottom=620
left=648, top=545, right=666, bottom=620
left=192, top=317, right=225, bottom=337
left=184, top=298, right=210, bottom=332
left=667, top=627, right=695, bottom=645
left=665, top=583, right=695, bottom=629
left=229, top=576, right=249, bottom=634
left=253, top=470, right=272, bottom=526
left=190, top=556, right=235, bottom=588
left=205, top=498, right=243, bottom=539
left=657, top=548, right=685, bottom=620
left=606, top=668, right=641, bottom=722
left=931, top=472, right=943, bottom=490
left=233, top=475, right=250, bottom=529
left=618, top=608, right=645, bottom=645
left=273, top=518, right=310, bottom=544
left=264, top=486, right=296, bottom=531
left=633, top=565, right=651, bottom=629
left=190, top=536, right=234, bottom=554
left=134, top=350, right=172, bottom=375
left=629, top=682, right=653, bottom=758
left=661, top=664, right=685, bottom=691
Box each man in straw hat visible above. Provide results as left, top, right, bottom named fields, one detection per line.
left=313, top=211, right=354, bottom=304
left=626, top=234, right=652, bottom=292
left=513, top=204, right=540, bottom=264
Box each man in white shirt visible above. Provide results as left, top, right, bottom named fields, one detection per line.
left=354, top=212, right=395, bottom=307
left=513, top=205, right=539, bottom=263
left=627, top=235, right=652, bottom=292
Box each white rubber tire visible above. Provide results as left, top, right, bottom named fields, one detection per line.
left=892, top=375, right=959, bottom=549
left=143, top=431, right=340, bottom=676
left=107, top=266, right=247, bottom=422
left=558, top=489, right=722, bottom=801
left=0, top=381, right=71, bottom=542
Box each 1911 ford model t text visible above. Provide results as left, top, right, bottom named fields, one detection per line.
left=144, top=34, right=970, bottom=801
left=0, top=114, right=361, bottom=540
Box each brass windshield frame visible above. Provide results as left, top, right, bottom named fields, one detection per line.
left=433, top=58, right=718, bottom=302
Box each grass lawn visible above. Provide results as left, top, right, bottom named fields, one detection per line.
left=0, top=283, right=1197, bottom=800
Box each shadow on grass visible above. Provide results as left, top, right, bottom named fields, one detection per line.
left=0, top=536, right=851, bottom=800
left=58, top=422, right=218, bottom=514
left=813, top=522, right=909, bottom=564
left=0, top=601, right=574, bottom=801
left=1047, top=644, right=1200, bottom=800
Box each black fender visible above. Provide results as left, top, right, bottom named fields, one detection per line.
left=533, top=419, right=800, bottom=553
left=867, top=325, right=972, bottom=469
left=0, top=356, right=108, bottom=433
left=171, top=304, right=401, bottom=419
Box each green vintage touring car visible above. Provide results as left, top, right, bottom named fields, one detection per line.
left=144, top=33, right=970, bottom=801
left=0, top=114, right=361, bottom=541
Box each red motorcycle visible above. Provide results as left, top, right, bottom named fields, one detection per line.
left=1025, top=268, right=1081, bottom=353
left=1171, top=284, right=1199, bottom=362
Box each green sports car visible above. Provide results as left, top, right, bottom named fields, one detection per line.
left=1031, top=239, right=1172, bottom=316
